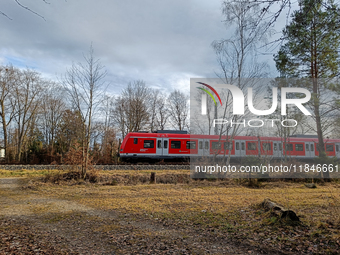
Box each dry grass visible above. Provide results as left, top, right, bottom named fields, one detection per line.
left=35, top=180, right=340, bottom=226
left=0, top=169, right=62, bottom=178
left=1, top=170, right=340, bottom=253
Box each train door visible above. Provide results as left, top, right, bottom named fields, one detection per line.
left=234, top=140, right=244, bottom=158
left=203, top=139, right=210, bottom=157
left=305, top=142, right=314, bottom=158
left=163, top=139, right=169, bottom=156
left=335, top=143, right=340, bottom=158
left=156, top=138, right=169, bottom=157
left=234, top=141, right=240, bottom=157
left=239, top=140, right=246, bottom=157
left=156, top=138, right=163, bottom=156
left=198, top=139, right=204, bottom=157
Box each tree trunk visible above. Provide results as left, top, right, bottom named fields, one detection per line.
left=312, top=79, right=329, bottom=179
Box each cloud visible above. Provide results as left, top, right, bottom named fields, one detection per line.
left=0, top=0, right=277, bottom=94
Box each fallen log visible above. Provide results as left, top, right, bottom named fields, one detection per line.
left=261, top=198, right=300, bottom=221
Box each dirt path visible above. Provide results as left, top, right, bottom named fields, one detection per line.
left=0, top=178, right=276, bottom=254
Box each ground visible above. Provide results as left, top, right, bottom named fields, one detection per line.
left=0, top=171, right=339, bottom=254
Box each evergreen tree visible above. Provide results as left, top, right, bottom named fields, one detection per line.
left=274, top=0, right=340, bottom=178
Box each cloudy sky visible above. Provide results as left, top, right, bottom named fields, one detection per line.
left=1, top=0, right=281, bottom=95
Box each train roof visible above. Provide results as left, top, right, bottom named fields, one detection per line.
left=125, top=132, right=340, bottom=143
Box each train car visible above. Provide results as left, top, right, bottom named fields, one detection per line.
left=119, top=131, right=340, bottom=161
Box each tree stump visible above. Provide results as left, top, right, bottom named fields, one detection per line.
left=261, top=198, right=299, bottom=221
left=150, top=172, right=156, bottom=184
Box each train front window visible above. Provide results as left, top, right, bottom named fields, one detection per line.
left=171, top=141, right=181, bottom=149
left=295, top=144, right=303, bottom=151
left=144, top=140, right=154, bottom=148
left=247, top=142, right=256, bottom=150
left=326, top=144, right=334, bottom=152
left=133, top=138, right=138, bottom=144
left=262, top=143, right=271, bottom=151
left=186, top=141, right=196, bottom=149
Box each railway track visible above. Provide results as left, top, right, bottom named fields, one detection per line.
left=0, top=164, right=191, bottom=171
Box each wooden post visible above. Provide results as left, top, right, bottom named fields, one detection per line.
left=150, top=172, right=156, bottom=184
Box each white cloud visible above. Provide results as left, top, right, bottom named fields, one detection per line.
left=0, top=0, right=282, bottom=94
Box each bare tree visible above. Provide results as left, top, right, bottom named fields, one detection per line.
left=0, top=65, right=19, bottom=161
left=211, top=0, right=269, bottom=164
left=40, top=84, right=67, bottom=156
left=62, top=46, right=107, bottom=178
left=97, top=94, right=117, bottom=162
left=1, top=0, right=51, bottom=20
left=12, top=68, right=46, bottom=161
left=168, top=90, right=189, bottom=131
left=113, top=80, right=150, bottom=137
left=148, top=90, right=169, bottom=131
left=154, top=92, right=169, bottom=130
left=100, top=94, right=115, bottom=144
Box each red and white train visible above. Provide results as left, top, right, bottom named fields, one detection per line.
left=119, top=131, right=340, bottom=161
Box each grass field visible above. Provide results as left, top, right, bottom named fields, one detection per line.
left=0, top=169, right=339, bottom=254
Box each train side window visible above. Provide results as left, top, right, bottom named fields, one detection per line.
left=236, top=142, right=239, bottom=150
left=247, top=142, right=257, bottom=150
left=285, top=143, right=293, bottom=151
left=186, top=141, right=196, bottom=149
left=326, top=144, right=334, bottom=152
left=164, top=141, right=168, bottom=149
left=157, top=140, right=162, bottom=148
left=133, top=138, right=138, bottom=144
left=279, top=143, right=282, bottom=151
left=311, top=144, right=314, bottom=151
left=263, top=143, right=271, bottom=151
left=144, top=140, right=154, bottom=148
left=241, top=142, right=245, bottom=150
left=212, top=142, right=221, bottom=150
left=295, top=144, right=303, bottom=151
left=171, top=141, right=181, bottom=149
left=274, top=143, right=277, bottom=151
left=205, top=141, right=209, bottom=150
left=336, top=145, right=339, bottom=152
left=306, top=144, right=309, bottom=151
left=224, top=142, right=233, bottom=150
left=199, top=141, right=203, bottom=149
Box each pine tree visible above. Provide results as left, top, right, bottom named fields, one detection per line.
left=274, top=0, right=340, bottom=178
